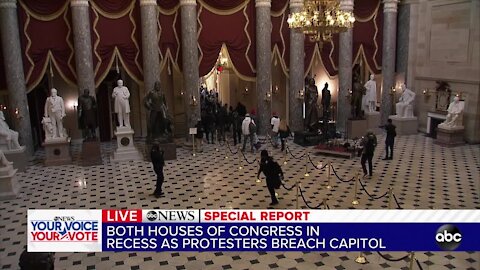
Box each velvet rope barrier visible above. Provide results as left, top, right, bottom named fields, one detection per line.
left=358, top=178, right=389, bottom=200
left=330, top=164, right=356, bottom=183
left=376, top=252, right=411, bottom=262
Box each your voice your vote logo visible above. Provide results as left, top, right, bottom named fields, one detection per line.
left=435, top=224, right=462, bottom=251
left=28, top=210, right=102, bottom=252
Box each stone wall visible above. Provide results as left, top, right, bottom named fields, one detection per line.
left=407, top=0, right=480, bottom=143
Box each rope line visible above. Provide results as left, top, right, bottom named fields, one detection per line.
left=393, top=193, right=403, bottom=209
left=358, top=178, right=389, bottom=200
left=299, top=187, right=325, bottom=209
left=286, top=145, right=307, bottom=159
left=415, top=259, right=424, bottom=270
left=225, top=140, right=239, bottom=155
left=376, top=252, right=410, bottom=262
left=307, top=154, right=328, bottom=170
left=239, top=150, right=258, bottom=164
left=281, top=182, right=297, bottom=191
left=330, top=164, right=356, bottom=183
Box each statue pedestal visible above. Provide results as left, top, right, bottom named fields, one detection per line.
left=111, top=127, right=142, bottom=162
left=435, top=126, right=465, bottom=146
left=4, top=146, right=27, bottom=172
left=82, top=140, right=103, bottom=166
left=145, top=142, right=177, bottom=161
left=43, top=137, right=72, bottom=166
left=294, top=131, right=321, bottom=146
left=389, top=116, right=418, bottom=135
left=365, top=112, right=382, bottom=135
left=0, top=164, right=18, bottom=200
left=346, top=119, right=367, bottom=139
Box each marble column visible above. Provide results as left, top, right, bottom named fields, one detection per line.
left=337, top=0, right=354, bottom=135
left=180, top=0, right=200, bottom=138
left=380, top=0, right=399, bottom=124
left=288, top=0, right=304, bottom=132
left=71, top=0, right=95, bottom=94
left=140, top=0, right=161, bottom=92
left=255, top=0, right=272, bottom=135
left=0, top=0, right=34, bottom=155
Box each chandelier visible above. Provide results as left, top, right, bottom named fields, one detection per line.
left=287, top=0, right=355, bottom=42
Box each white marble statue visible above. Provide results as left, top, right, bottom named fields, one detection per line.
left=112, top=79, right=131, bottom=128
left=395, top=84, right=416, bottom=118
left=363, top=74, right=377, bottom=113
left=0, top=111, right=21, bottom=150
left=0, top=149, right=13, bottom=167
left=44, top=88, right=66, bottom=138
left=438, top=96, right=464, bottom=129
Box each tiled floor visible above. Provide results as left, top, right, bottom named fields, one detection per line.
left=0, top=133, right=479, bottom=270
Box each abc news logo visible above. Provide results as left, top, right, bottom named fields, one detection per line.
left=435, top=224, right=462, bottom=251
left=146, top=210, right=196, bottom=222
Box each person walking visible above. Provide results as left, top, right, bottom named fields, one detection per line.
left=150, top=144, right=165, bottom=197
left=257, top=150, right=283, bottom=206
left=360, top=130, right=377, bottom=178
left=194, top=119, right=204, bottom=152
left=270, top=113, right=280, bottom=148
left=382, top=119, right=396, bottom=160
left=278, top=119, right=290, bottom=152
left=241, top=113, right=255, bottom=152
left=232, top=110, right=242, bottom=146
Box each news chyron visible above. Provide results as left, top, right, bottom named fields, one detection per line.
left=28, top=209, right=480, bottom=252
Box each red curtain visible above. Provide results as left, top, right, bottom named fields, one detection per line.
left=353, top=0, right=383, bottom=74
left=90, top=0, right=143, bottom=86
left=197, top=1, right=255, bottom=78
left=200, top=0, right=246, bottom=10
left=17, top=0, right=76, bottom=91
left=271, top=0, right=290, bottom=70
left=158, top=4, right=182, bottom=70
left=157, top=0, right=179, bottom=11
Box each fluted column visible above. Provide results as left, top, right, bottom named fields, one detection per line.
left=288, top=0, right=304, bottom=132
left=180, top=0, right=200, bottom=138
left=337, top=0, right=354, bottom=135
left=70, top=0, right=95, bottom=94
left=380, top=0, right=399, bottom=124
left=0, top=0, right=34, bottom=155
left=140, top=0, right=160, bottom=92
left=255, top=0, right=271, bottom=135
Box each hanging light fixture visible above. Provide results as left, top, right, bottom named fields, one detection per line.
left=287, top=0, right=355, bottom=43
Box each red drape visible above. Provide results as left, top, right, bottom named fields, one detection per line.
left=157, top=0, right=179, bottom=11
left=271, top=0, right=290, bottom=72
left=199, top=0, right=246, bottom=10
left=92, top=0, right=132, bottom=14
left=18, top=0, right=76, bottom=91
left=90, top=0, right=143, bottom=86
left=353, top=0, right=383, bottom=74
left=197, top=1, right=256, bottom=79
left=158, top=4, right=182, bottom=70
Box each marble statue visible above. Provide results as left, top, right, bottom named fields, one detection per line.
left=0, top=149, right=13, bottom=167
left=78, top=89, right=98, bottom=140
left=351, top=72, right=366, bottom=119
left=44, top=88, right=66, bottom=138
left=363, top=74, right=377, bottom=113
left=395, top=84, right=415, bottom=118
left=321, top=83, right=331, bottom=120
left=438, top=96, right=464, bottom=129
left=112, top=79, right=131, bottom=128
left=0, top=111, right=21, bottom=150
left=144, top=81, right=173, bottom=143
left=304, top=75, right=320, bottom=131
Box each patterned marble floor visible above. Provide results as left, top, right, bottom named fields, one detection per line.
left=0, top=133, right=479, bottom=270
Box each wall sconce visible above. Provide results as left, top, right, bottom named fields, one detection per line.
left=422, top=88, right=432, bottom=101
left=190, top=95, right=198, bottom=106
left=454, top=92, right=463, bottom=99
left=180, top=91, right=185, bottom=96
left=296, top=89, right=304, bottom=100
left=390, top=86, right=396, bottom=95
left=15, top=107, right=21, bottom=119
left=273, top=85, right=279, bottom=95
left=243, top=87, right=249, bottom=96
left=346, top=88, right=352, bottom=100
left=265, top=90, right=272, bottom=102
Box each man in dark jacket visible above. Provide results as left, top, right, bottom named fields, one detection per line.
left=150, top=144, right=165, bottom=197
left=360, top=131, right=377, bottom=178
left=382, top=119, right=396, bottom=160
left=257, top=150, right=283, bottom=205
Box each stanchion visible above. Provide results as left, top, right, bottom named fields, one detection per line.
left=326, top=161, right=332, bottom=189
left=355, top=252, right=367, bottom=264
left=237, top=147, right=243, bottom=170
left=352, top=172, right=360, bottom=205
left=387, top=188, right=393, bottom=209
left=322, top=198, right=329, bottom=209
left=304, top=153, right=310, bottom=177
left=215, top=130, right=219, bottom=152
left=409, top=252, right=415, bottom=270
left=192, top=134, right=196, bottom=157
left=283, top=148, right=288, bottom=165
left=295, top=181, right=300, bottom=209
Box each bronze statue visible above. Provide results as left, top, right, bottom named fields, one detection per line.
left=144, top=81, right=173, bottom=143
left=350, top=68, right=366, bottom=119
left=321, top=82, right=331, bottom=120
left=77, top=89, right=97, bottom=140
left=304, top=75, right=320, bottom=131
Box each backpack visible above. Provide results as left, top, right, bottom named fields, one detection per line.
left=249, top=121, right=257, bottom=134
left=271, top=161, right=283, bottom=189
